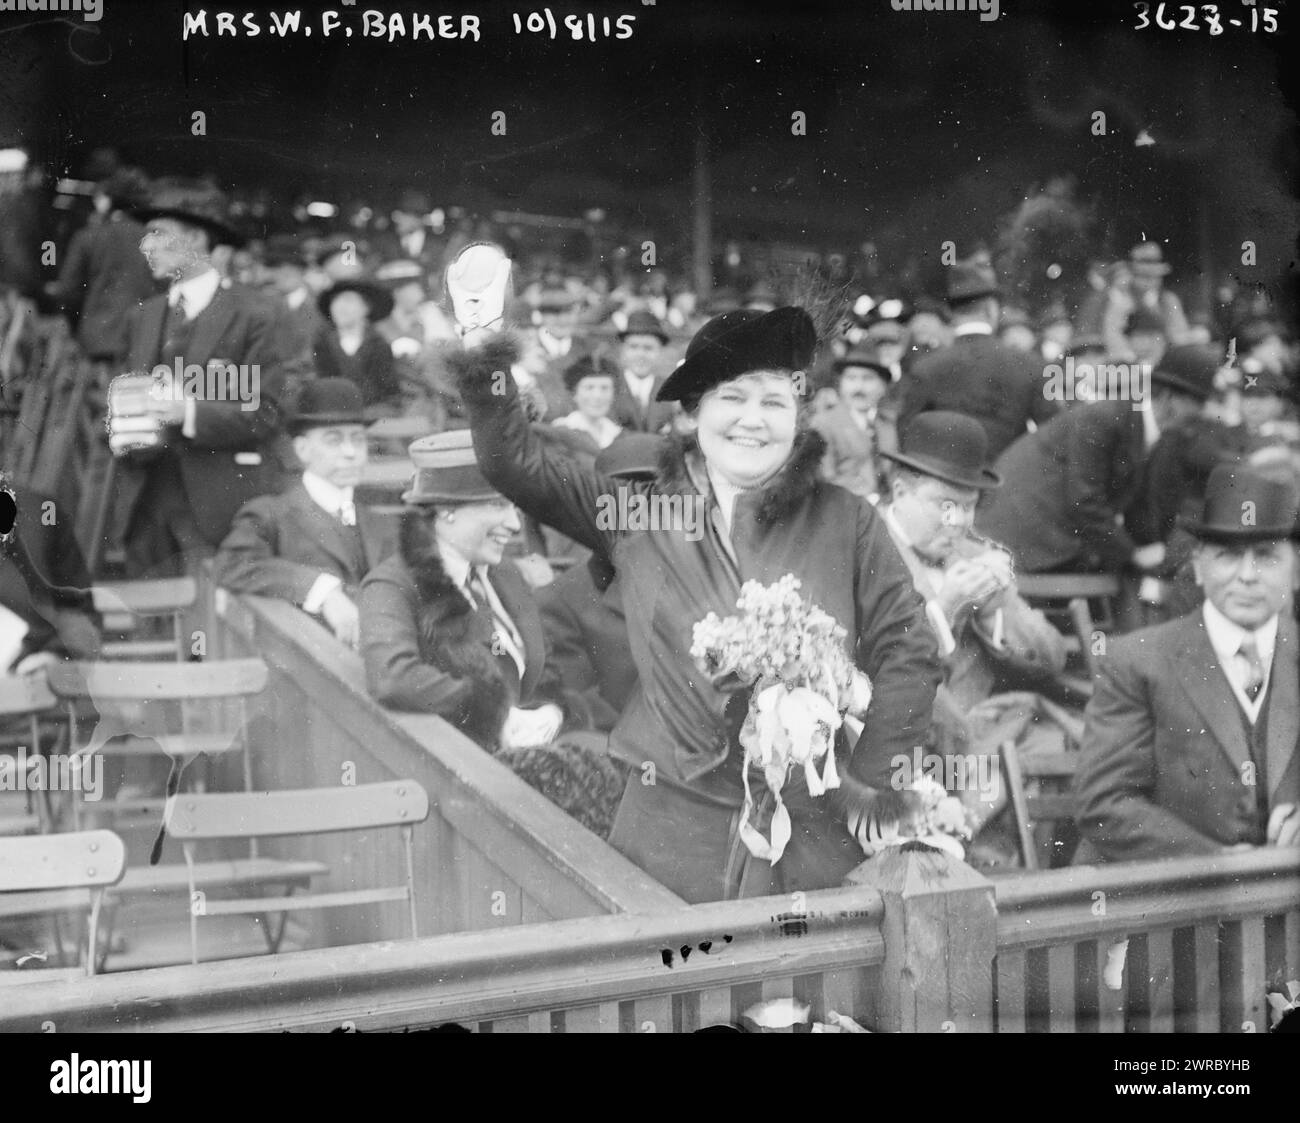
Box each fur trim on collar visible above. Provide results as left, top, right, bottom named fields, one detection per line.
left=655, top=427, right=828, bottom=525
left=398, top=512, right=472, bottom=621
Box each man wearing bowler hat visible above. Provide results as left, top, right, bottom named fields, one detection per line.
left=1073, top=465, right=1300, bottom=862
left=898, top=253, right=1059, bottom=460
left=879, top=412, right=1066, bottom=712
left=812, top=344, right=897, bottom=500
left=611, top=309, right=675, bottom=434
left=213, top=379, right=394, bottom=648
left=113, top=177, right=292, bottom=580
left=978, top=344, right=1221, bottom=574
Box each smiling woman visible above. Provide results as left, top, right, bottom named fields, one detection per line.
left=448, top=248, right=943, bottom=904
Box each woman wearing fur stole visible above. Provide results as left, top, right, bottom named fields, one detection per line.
left=358, top=430, right=622, bottom=838
left=441, top=245, right=942, bottom=903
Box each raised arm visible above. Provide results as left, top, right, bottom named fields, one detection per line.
left=450, top=334, right=623, bottom=558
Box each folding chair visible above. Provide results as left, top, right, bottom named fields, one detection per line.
left=1015, top=573, right=1122, bottom=682
left=164, top=781, right=430, bottom=965
left=45, top=658, right=268, bottom=828
left=0, top=674, right=61, bottom=836
left=91, top=577, right=198, bottom=662
left=0, top=829, right=126, bottom=979
left=1000, top=740, right=1081, bottom=870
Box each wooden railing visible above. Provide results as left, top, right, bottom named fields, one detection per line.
left=206, top=593, right=682, bottom=946
left=3, top=847, right=1294, bottom=1032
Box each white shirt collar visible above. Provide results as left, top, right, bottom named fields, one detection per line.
left=301, top=471, right=354, bottom=515
left=953, top=321, right=994, bottom=337
left=1202, top=599, right=1278, bottom=719
left=436, top=540, right=475, bottom=597
left=168, top=267, right=222, bottom=318
left=706, top=465, right=746, bottom=535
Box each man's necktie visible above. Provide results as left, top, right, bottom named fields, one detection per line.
left=337, top=502, right=357, bottom=527
left=1238, top=633, right=1267, bottom=702
left=162, top=292, right=189, bottom=362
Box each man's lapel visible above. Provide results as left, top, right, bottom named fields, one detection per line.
left=133, top=295, right=168, bottom=368
left=1173, top=613, right=1252, bottom=778
left=287, top=483, right=359, bottom=575
left=356, top=504, right=394, bottom=572
left=1265, top=614, right=1299, bottom=802
left=186, top=285, right=239, bottom=367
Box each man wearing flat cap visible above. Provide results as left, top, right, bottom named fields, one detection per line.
left=978, top=344, right=1220, bottom=574
left=112, top=177, right=293, bottom=580
left=213, top=379, right=394, bottom=648
left=899, top=254, right=1060, bottom=461
left=1074, top=465, right=1300, bottom=861
left=610, top=310, right=674, bottom=434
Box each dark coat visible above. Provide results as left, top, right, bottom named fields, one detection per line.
left=269, top=292, right=326, bottom=376
left=50, top=212, right=156, bottom=360
left=213, top=480, right=395, bottom=605
left=0, top=482, right=100, bottom=668
left=539, top=561, right=638, bottom=733
left=976, top=400, right=1147, bottom=573
left=811, top=399, right=885, bottom=499
left=114, top=282, right=291, bottom=550
left=1073, top=611, right=1299, bottom=862
left=312, top=328, right=402, bottom=411
left=453, top=337, right=941, bottom=803
left=609, top=371, right=675, bottom=434
left=358, top=514, right=585, bottom=749
left=898, top=332, right=1060, bottom=460
left=1124, top=416, right=1245, bottom=550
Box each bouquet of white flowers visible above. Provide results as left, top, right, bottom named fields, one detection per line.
left=690, top=576, right=873, bottom=863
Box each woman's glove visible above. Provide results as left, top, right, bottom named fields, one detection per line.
left=501, top=703, right=563, bottom=750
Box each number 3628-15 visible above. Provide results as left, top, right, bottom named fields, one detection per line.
left=1133, top=4, right=1279, bottom=33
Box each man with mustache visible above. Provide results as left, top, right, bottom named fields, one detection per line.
left=1074, top=465, right=1300, bottom=861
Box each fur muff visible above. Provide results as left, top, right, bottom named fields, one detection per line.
left=398, top=512, right=514, bottom=749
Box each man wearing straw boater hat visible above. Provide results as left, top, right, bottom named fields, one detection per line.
left=213, top=379, right=394, bottom=648
left=111, top=177, right=293, bottom=580
left=1074, top=464, right=1300, bottom=862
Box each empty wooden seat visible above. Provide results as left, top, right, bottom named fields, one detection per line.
left=0, top=829, right=126, bottom=978
left=91, top=577, right=198, bottom=662
left=1016, top=573, right=1122, bottom=681
left=0, top=674, right=60, bottom=836
left=164, top=781, right=429, bottom=965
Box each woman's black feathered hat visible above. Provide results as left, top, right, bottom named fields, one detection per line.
left=656, top=307, right=817, bottom=403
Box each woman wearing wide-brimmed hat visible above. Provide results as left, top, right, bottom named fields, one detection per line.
left=357, top=431, right=622, bottom=836
left=443, top=245, right=941, bottom=903
left=313, top=278, right=402, bottom=413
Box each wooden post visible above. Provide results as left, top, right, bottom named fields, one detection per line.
left=845, top=846, right=997, bottom=1032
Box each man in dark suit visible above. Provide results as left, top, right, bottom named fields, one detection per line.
left=811, top=346, right=895, bottom=500
left=976, top=345, right=1219, bottom=573
left=46, top=169, right=156, bottom=365
left=213, top=380, right=395, bottom=648
left=262, top=234, right=323, bottom=378
left=1073, top=466, right=1300, bottom=862
left=898, top=254, right=1059, bottom=460
left=111, top=179, right=291, bottom=579
left=610, top=310, right=675, bottom=434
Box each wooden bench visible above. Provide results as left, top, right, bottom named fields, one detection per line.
left=0, top=673, right=60, bottom=836
left=91, top=577, right=198, bottom=662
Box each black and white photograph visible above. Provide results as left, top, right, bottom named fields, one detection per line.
left=0, top=0, right=1298, bottom=1073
